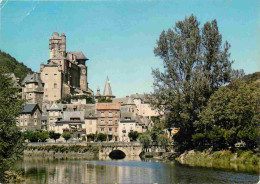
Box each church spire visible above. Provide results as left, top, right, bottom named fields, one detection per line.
left=103, top=76, right=115, bottom=98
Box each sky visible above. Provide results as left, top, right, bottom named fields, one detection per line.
left=0, top=0, right=259, bottom=97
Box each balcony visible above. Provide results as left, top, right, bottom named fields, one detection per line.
left=63, top=128, right=86, bottom=134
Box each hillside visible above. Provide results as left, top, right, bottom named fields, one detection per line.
left=0, top=50, right=32, bottom=83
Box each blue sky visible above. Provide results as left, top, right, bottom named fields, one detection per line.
left=0, top=0, right=259, bottom=97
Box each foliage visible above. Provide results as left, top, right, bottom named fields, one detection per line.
left=138, top=133, right=151, bottom=148
left=87, top=133, right=96, bottom=141
left=0, top=68, right=25, bottom=180
left=62, top=133, right=72, bottom=142
left=0, top=50, right=32, bottom=83
left=49, top=131, right=61, bottom=142
left=98, top=96, right=112, bottom=103
left=158, top=134, right=171, bottom=151
left=22, top=130, right=49, bottom=142
left=149, top=14, right=233, bottom=152
left=57, top=94, right=94, bottom=104
left=150, top=118, right=165, bottom=142
left=128, top=131, right=139, bottom=141
left=26, top=145, right=99, bottom=153
left=96, top=133, right=107, bottom=142
left=193, top=79, right=260, bottom=150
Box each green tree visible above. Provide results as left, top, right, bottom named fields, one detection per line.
left=0, top=68, right=24, bottom=180
left=150, top=118, right=164, bottom=142
left=62, top=133, right=72, bottom=142
left=0, top=50, right=32, bottom=83
left=150, top=14, right=232, bottom=152
left=96, top=133, right=107, bottom=142
left=138, top=133, right=151, bottom=149
left=128, top=131, right=139, bottom=141
left=193, top=79, right=260, bottom=150
left=49, top=131, right=61, bottom=142
left=37, top=131, right=49, bottom=142
left=98, top=97, right=112, bottom=103
left=87, top=133, right=96, bottom=142
left=158, top=134, right=171, bottom=151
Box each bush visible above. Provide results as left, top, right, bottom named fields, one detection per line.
left=62, top=133, right=71, bottom=142
left=49, top=131, right=61, bottom=142
left=128, top=131, right=139, bottom=141
left=96, top=133, right=107, bottom=142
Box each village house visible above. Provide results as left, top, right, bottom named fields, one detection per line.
left=17, top=104, right=42, bottom=131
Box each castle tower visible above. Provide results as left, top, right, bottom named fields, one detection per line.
left=49, top=32, right=66, bottom=59
left=79, top=65, right=88, bottom=91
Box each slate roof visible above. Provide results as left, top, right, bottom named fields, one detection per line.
left=113, top=96, right=134, bottom=105
left=120, top=111, right=136, bottom=122
left=67, top=51, right=88, bottom=60
left=22, top=73, right=42, bottom=86
left=136, top=116, right=152, bottom=126
left=41, top=115, right=47, bottom=121
left=103, top=76, right=115, bottom=97
left=21, top=104, right=41, bottom=114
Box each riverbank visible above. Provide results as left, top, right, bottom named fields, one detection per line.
left=176, top=149, right=259, bottom=174
left=24, top=145, right=99, bottom=159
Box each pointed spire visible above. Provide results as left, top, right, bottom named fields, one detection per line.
left=103, top=76, right=115, bottom=98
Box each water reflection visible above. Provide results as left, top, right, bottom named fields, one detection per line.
left=17, top=157, right=258, bottom=184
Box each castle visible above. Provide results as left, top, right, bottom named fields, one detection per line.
left=17, top=32, right=159, bottom=142
left=22, top=32, right=93, bottom=112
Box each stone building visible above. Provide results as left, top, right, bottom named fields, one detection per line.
left=84, top=104, right=98, bottom=141
left=17, top=104, right=42, bottom=131
left=96, top=103, right=120, bottom=141
left=39, top=32, right=93, bottom=110
left=46, top=102, right=62, bottom=131
left=22, top=73, right=44, bottom=109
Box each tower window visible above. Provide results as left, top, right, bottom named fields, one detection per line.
left=54, top=83, right=57, bottom=88
left=54, top=74, right=57, bottom=79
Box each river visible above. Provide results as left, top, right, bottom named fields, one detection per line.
left=16, top=157, right=258, bottom=184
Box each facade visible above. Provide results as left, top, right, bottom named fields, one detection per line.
left=17, top=104, right=42, bottom=131
left=55, top=111, right=86, bottom=139
left=96, top=103, right=120, bottom=141
left=47, top=102, right=62, bottom=131
left=118, top=111, right=137, bottom=142
left=22, top=73, right=44, bottom=109
left=84, top=104, right=98, bottom=141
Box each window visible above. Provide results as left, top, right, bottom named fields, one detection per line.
left=54, top=74, right=57, bottom=79
left=115, top=120, right=118, bottom=124
left=101, top=120, right=105, bottom=125
left=54, top=83, right=57, bottom=88
left=109, top=128, right=112, bottom=132
left=101, top=128, right=104, bottom=132
left=34, top=112, right=37, bottom=118
left=109, top=120, right=112, bottom=125
left=24, top=120, right=27, bottom=126
left=34, top=120, right=37, bottom=126
left=109, top=112, right=112, bottom=117
left=20, top=121, right=23, bottom=126
left=45, top=74, right=48, bottom=79
left=101, top=112, right=104, bottom=117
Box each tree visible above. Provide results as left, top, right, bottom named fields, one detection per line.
left=87, top=133, right=96, bottom=142
left=150, top=14, right=232, bottom=152
left=98, top=97, right=112, bottom=103
left=128, top=131, right=139, bottom=141
left=37, top=131, right=49, bottom=142
left=62, top=133, right=71, bottom=142
left=0, top=67, right=24, bottom=180
left=96, top=133, right=107, bottom=142
left=158, top=134, right=171, bottom=151
left=138, top=133, right=151, bottom=149
left=193, top=79, right=260, bottom=150
left=49, top=131, right=61, bottom=142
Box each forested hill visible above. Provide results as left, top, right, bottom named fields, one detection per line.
left=243, top=72, right=260, bottom=83
left=0, top=50, right=32, bottom=83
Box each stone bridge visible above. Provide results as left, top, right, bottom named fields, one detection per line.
left=26, top=142, right=143, bottom=158
left=99, top=142, right=143, bottom=157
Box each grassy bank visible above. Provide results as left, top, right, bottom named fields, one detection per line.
left=176, top=150, right=259, bottom=173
